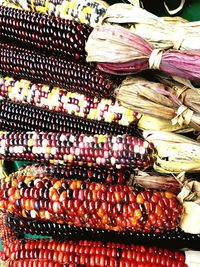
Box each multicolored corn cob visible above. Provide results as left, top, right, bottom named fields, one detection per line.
left=0, top=42, right=116, bottom=98
left=12, top=163, right=135, bottom=185
left=1, top=238, right=189, bottom=267
left=1, top=0, right=108, bottom=27
left=0, top=6, right=92, bottom=61
left=0, top=131, right=153, bottom=169
left=0, top=98, right=137, bottom=135
left=0, top=174, right=182, bottom=232
left=0, top=76, right=140, bottom=126
left=7, top=214, right=200, bottom=250
left=14, top=164, right=182, bottom=193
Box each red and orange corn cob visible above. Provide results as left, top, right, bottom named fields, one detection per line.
left=0, top=174, right=182, bottom=232
left=0, top=131, right=154, bottom=169
left=0, top=98, right=137, bottom=135
left=1, top=238, right=191, bottom=267
left=0, top=76, right=140, bottom=126
left=0, top=6, right=92, bottom=61
left=7, top=213, right=200, bottom=250
left=0, top=42, right=116, bottom=98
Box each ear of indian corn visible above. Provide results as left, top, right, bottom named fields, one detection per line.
left=0, top=6, right=92, bottom=61
left=1, top=0, right=109, bottom=27
left=0, top=42, right=116, bottom=98
left=0, top=76, right=140, bottom=126
left=10, top=163, right=135, bottom=185
left=7, top=213, right=200, bottom=250
left=0, top=98, right=137, bottom=135
left=0, top=131, right=154, bottom=169
left=1, top=238, right=189, bottom=267
left=0, top=212, right=18, bottom=246
left=0, top=174, right=182, bottom=232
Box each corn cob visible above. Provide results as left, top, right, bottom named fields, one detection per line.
left=1, top=0, right=109, bottom=27
left=0, top=131, right=153, bottom=169
left=0, top=212, right=18, bottom=246
left=7, top=214, right=200, bottom=250
left=0, top=6, right=92, bottom=61
left=0, top=42, right=115, bottom=98
left=0, top=76, right=140, bottom=126
left=13, top=163, right=135, bottom=185
left=0, top=173, right=182, bottom=232
left=0, top=98, right=137, bottom=135
left=1, top=238, right=190, bottom=267
left=15, top=164, right=182, bottom=193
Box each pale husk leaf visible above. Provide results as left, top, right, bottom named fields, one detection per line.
left=138, top=115, right=189, bottom=132
left=0, top=261, right=9, bottom=267
left=144, top=131, right=200, bottom=173
left=180, top=202, right=200, bottom=234
left=185, top=251, right=200, bottom=267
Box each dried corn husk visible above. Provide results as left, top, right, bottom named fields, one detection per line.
left=116, top=76, right=200, bottom=131
left=134, top=171, right=182, bottom=194
left=138, top=115, right=191, bottom=132
left=144, top=131, right=200, bottom=173
left=86, top=25, right=200, bottom=81
left=102, top=3, right=200, bottom=50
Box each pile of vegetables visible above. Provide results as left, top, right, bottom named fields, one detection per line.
left=0, top=1, right=200, bottom=266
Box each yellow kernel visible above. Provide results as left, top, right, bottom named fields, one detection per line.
left=14, top=189, right=21, bottom=200
left=53, top=181, right=62, bottom=189
left=27, top=139, right=34, bottom=146
left=134, top=209, right=142, bottom=219
left=67, top=154, right=74, bottom=162
left=165, top=192, right=176, bottom=199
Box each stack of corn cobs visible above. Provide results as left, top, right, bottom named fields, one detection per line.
left=0, top=0, right=200, bottom=266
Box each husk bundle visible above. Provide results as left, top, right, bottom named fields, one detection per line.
left=144, top=131, right=200, bottom=173
left=86, top=25, right=200, bottom=82
left=116, top=76, right=200, bottom=131
left=102, top=3, right=200, bottom=50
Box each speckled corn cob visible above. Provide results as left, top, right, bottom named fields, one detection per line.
left=1, top=0, right=108, bottom=27
left=1, top=238, right=187, bottom=267
left=0, top=174, right=182, bottom=232
left=0, top=131, right=153, bottom=169
left=0, top=43, right=115, bottom=98
left=0, top=76, right=140, bottom=126
left=7, top=214, right=200, bottom=250
left=0, top=6, right=92, bottom=61
left=0, top=98, right=137, bottom=135
left=14, top=163, right=134, bottom=185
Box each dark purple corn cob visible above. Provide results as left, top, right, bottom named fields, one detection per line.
left=6, top=214, right=200, bottom=250
left=0, top=6, right=92, bottom=61
left=0, top=99, right=137, bottom=135
left=0, top=42, right=116, bottom=98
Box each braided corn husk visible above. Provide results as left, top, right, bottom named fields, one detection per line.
left=116, top=76, right=200, bottom=131
left=102, top=3, right=200, bottom=50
